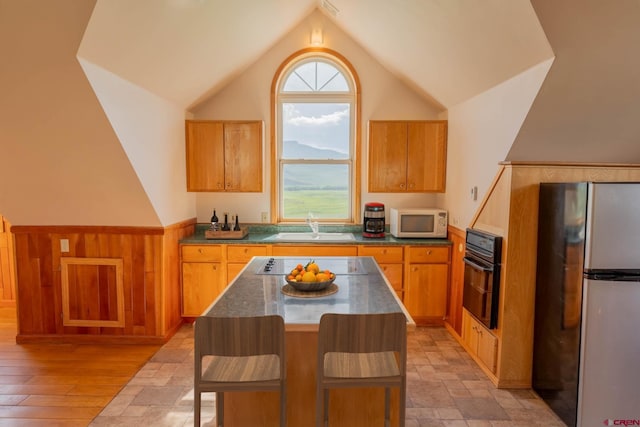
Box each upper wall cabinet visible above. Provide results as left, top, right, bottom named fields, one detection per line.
left=185, top=120, right=263, bottom=192
left=368, top=120, right=447, bottom=192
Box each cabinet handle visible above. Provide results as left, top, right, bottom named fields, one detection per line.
left=243, top=248, right=248, bottom=254
left=400, top=183, right=405, bottom=189
left=426, top=250, right=432, bottom=255
left=198, top=248, right=203, bottom=254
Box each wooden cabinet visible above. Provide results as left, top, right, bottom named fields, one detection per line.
left=185, top=120, right=263, bottom=192
left=462, top=308, right=498, bottom=374
left=358, top=246, right=403, bottom=299
left=226, top=245, right=269, bottom=283
left=368, top=120, right=447, bottom=193
left=181, top=245, right=224, bottom=316
left=403, top=246, right=450, bottom=324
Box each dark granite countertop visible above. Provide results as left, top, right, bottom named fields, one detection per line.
left=180, top=223, right=452, bottom=246
left=200, top=256, right=415, bottom=329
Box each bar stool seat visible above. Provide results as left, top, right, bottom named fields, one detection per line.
left=194, top=315, right=286, bottom=427
left=316, top=312, right=407, bottom=427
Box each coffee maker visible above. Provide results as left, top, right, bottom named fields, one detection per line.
left=363, top=202, right=385, bottom=238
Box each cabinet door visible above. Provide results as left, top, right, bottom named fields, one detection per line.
left=404, top=263, right=449, bottom=321
left=185, top=121, right=225, bottom=191
left=462, top=310, right=479, bottom=353
left=406, top=121, right=447, bottom=192
left=477, top=326, right=498, bottom=373
left=223, top=122, right=262, bottom=192
left=378, top=263, right=403, bottom=292
left=368, top=121, right=408, bottom=192
left=182, top=262, right=223, bottom=316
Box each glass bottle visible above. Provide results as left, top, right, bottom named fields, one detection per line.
left=210, top=209, right=219, bottom=230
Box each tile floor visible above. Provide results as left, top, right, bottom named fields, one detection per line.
left=90, top=325, right=567, bottom=427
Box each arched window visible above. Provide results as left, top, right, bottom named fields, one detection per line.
left=272, top=49, right=360, bottom=223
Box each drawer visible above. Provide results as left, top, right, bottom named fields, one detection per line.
left=407, top=246, right=450, bottom=263
left=227, top=245, right=268, bottom=262
left=271, top=245, right=358, bottom=257
left=181, top=245, right=223, bottom=262
left=358, top=246, right=403, bottom=263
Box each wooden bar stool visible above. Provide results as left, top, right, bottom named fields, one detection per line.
left=194, top=315, right=286, bottom=427
left=316, top=312, right=407, bottom=427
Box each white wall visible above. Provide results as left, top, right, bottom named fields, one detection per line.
left=78, top=58, right=195, bottom=226
left=440, top=58, right=553, bottom=229
left=0, top=0, right=161, bottom=226
left=191, top=10, right=445, bottom=224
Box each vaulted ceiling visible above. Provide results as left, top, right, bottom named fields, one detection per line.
left=78, top=0, right=553, bottom=110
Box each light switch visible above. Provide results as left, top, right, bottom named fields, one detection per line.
left=60, top=239, right=69, bottom=253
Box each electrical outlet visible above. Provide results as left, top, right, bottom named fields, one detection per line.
left=261, top=212, right=268, bottom=223
left=60, top=239, right=69, bottom=253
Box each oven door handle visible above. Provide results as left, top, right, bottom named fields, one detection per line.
left=463, top=256, right=493, bottom=272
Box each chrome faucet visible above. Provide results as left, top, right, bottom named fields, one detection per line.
left=306, top=212, right=319, bottom=236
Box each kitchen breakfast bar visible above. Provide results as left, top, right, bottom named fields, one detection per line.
left=198, top=256, right=415, bottom=427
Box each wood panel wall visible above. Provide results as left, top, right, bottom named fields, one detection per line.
left=11, top=219, right=195, bottom=344
left=470, top=162, right=640, bottom=388
left=445, top=226, right=466, bottom=336
left=0, top=216, right=16, bottom=306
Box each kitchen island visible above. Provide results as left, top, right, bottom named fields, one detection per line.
left=199, top=256, right=414, bottom=427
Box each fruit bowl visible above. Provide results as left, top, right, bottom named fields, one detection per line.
left=284, top=275, right=335, bottom=292
left=284, top=260, right=336, bottom=292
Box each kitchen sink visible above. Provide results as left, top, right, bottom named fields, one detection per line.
left=266, top=232, right=356, bottom=242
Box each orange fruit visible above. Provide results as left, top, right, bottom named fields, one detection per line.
left=306, top=262, right=320, bottom=274
left=302, top=271, right=316, bottom=282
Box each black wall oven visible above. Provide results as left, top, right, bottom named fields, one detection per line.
left=462, top=228, right=503, bottom=329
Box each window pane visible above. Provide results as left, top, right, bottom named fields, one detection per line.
left=282, top=103, right=350, bottom=159
left=282, top=61, right=349, bottom=92
left=282, top=164, right=349, bottom=219
left=316, top=62, right=348, bottom=91
left=283, top=73, right=311, bottom=92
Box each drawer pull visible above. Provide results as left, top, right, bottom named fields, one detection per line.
left=426, top=250, right=432, bottom=255
left=198, top=248, right=203, bottom=254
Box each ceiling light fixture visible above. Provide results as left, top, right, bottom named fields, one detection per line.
left=311, top=28, right=324, bottom=46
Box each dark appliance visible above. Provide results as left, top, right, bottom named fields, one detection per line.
left=462, top=228, right=502, bottom=329
left=533, top=182, right=640, bottom=427
left=363, top=202, right=385, bottom=238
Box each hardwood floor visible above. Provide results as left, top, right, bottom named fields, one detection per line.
left=0, top=306, right=161, bottom=426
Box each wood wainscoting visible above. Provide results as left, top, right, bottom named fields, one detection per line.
left=11, top=219, right=195, bottom=344
left=0, top=215, right=16, bottom=307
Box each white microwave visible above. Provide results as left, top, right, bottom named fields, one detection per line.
left=389, top=208, right=448, bottom=238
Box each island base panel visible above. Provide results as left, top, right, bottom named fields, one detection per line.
left=222, top=330, right=400, bottom=426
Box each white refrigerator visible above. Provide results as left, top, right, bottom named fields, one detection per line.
left=578, top=182, right=640, bottom=426
left=533, top=182, right=640, bottom=427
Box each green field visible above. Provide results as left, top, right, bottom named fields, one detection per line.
left=283, top=189, right=349, bottom=219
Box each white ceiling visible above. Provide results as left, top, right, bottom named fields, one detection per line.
left=78, top=0, right=553, bottom=110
